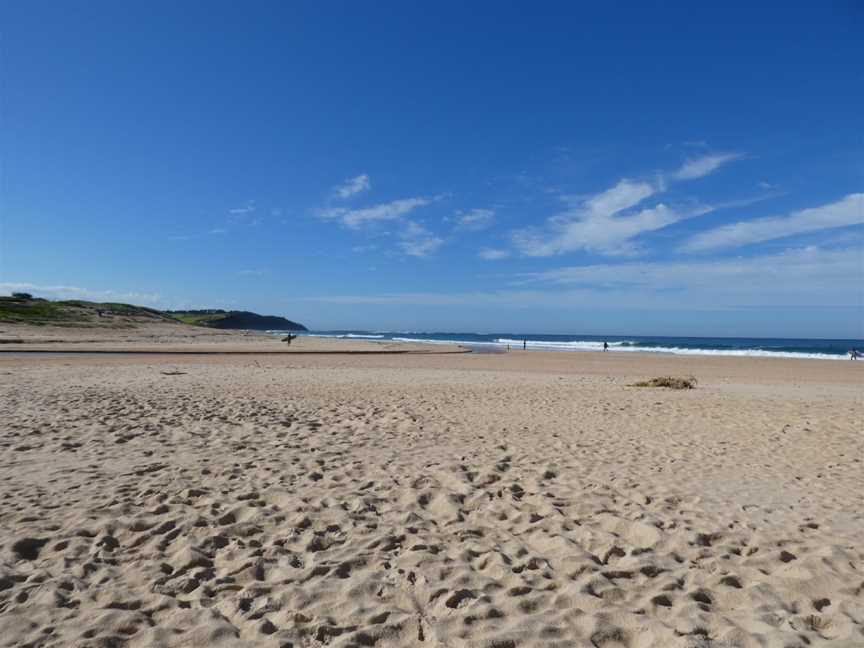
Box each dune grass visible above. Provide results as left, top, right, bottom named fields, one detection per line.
left=0, top=297, right=69, bottom=323
left=168, top=312, right=228, bottom=326
left=0, top=296, right=169, bottom=325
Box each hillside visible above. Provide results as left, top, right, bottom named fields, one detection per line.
left=1, top=296, right=307, bottom=331
left=0, top=295, right=175, bottom=327
left=166, top=310, right=307, bottom=331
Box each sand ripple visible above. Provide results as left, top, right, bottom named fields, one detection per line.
left=1, top=361, right=862, bottom=647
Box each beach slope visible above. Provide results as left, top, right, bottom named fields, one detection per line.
left=1, top=339, right=862, bottom=647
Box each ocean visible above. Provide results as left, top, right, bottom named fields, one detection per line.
left=272, top=331, right=864, bottom=361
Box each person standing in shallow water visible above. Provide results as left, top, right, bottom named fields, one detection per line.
left=523, top=339, right=527, bottom=350
left=603, top=341, right=609, bottom=352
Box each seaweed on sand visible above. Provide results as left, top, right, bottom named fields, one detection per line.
left=630, top=376, right=697, bottom=389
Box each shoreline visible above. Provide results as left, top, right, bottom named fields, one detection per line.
left=3, top=342, right=861, bottom=392
left=2, top=341, right=857, bottom=361
left=298, top=332, right=862, bottom=362
left=3, top=321, right=860, bottom=361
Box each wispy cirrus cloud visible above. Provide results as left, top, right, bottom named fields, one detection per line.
left=518, top=245, right=860, bottom=293
left=333, top=174, right=371, bottom=199
left=228, top=201, right=261, bottom=226
left=305, top=244, right=862, bottom=310
left=514, top=202, right=709, bottom=257
left=478, top=248, right=510, bottom=260
left=399, top=221, right=443, bottom=257
left=673, top=152, right=745, bottom=180
left=304, top=290, right=549, bottom=306
left=452, top=208, right=496, bottom=231
left=317, top=177, right=447, bottom=256
left=229, top=202, right=256, bottom=216
left=510, top=153, right=742, bottom=257
left=682, top=193, right=864, bottom=252
left=575, top=179, right=656, bottom=218
left=317, top=197, right=434, bottom=229
left=512, top=244, right=864, bottom=310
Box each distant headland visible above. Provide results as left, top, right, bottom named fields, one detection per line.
left=0, top=293, right=307, bottom=331
left=164, top=309, right=307, bottom=331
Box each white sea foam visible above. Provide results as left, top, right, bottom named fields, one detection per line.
left=302, top=333, right=385, bottom=339
left=497, top=338, right=631, bottom=351
left=391, top=336, right=503, bottom=347
left=285, top=332, right=849, bottom=361
left=497, top=338, right=844, bottom=360
left=611, top=346, right=845, bottom=361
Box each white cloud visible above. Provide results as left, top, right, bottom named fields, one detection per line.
left=229, top=203, right=256, bottom=216
left=510, top=154, right=743, bottom=257
left=304, top=245, right=863, bottom=310
left=399, top=221, right=443, bottom=257
left=1, top=282, right=163, bottom=307
left=479, top=248, right=510, bottom=260
left=454, top=208, right=495, bottom=231
left=518, top=245, right=862, bottom=306
left=317, top=197, right=433, bottom=229
left=516, top=203, right=702, bottom=257
left=334, top=174, right=371, bottom=199
left=316, top=191, right=445, bottom=257
left=673, top=152, right=743, bottom=180
left=304, top=290, right=551, bottom=306
left=228, top=202, right=261, bottom=225
left=708, top=192, right=782, bottom=211
left=682, top=193, right=864, bottom=252
left=238, top=269, right=266, bottom=276
left=512, top=180, right=661, bottom=256
left=583, top=179, right=656, bottom=218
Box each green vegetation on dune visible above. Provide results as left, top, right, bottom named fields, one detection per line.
left=166, top=310, right=230, bottom=326
left=0, top=297, right=307, bottom=331
left=165, top=309, right=306, bottom=331
left=169, top=313, right=226, bottom=325
left=0, top=297, right=70, bottom=323
left=0, top=296, right=173, bottom=326
left=60, top=300, right=164, bottom=315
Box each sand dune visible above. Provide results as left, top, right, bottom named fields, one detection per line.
left=1, top=343, right=862, bottom=647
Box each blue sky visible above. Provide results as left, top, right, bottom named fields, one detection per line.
left=2, top=1, right=862, bottom=337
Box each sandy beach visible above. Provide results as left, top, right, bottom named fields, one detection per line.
left=1, top=326, right=862, bottom=648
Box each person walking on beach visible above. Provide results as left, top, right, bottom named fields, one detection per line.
left=603, top=341, right=609, bottom=352
left=850, top=348, right=860, bottom=360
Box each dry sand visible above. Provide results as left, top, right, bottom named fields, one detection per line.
left=1, top=325, right=862, bottom=647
